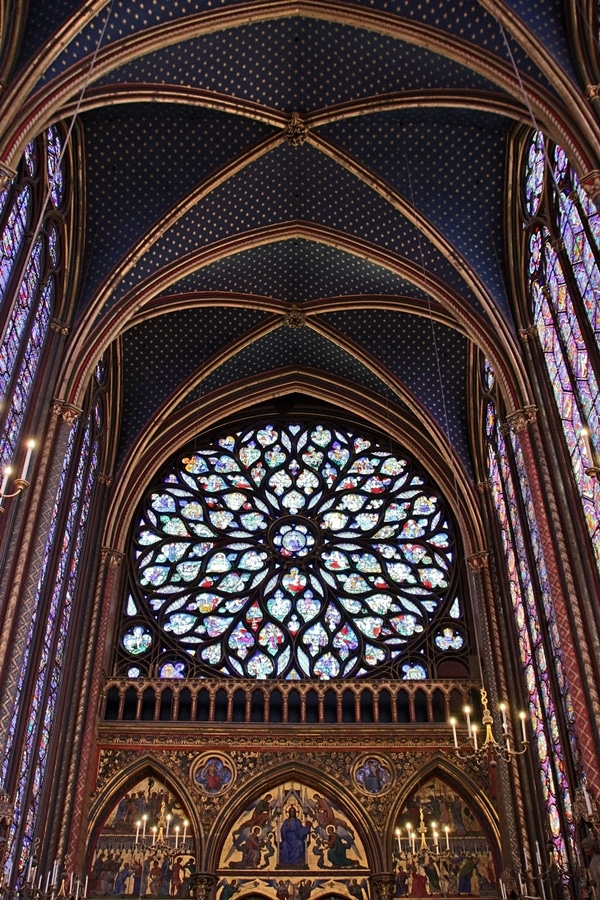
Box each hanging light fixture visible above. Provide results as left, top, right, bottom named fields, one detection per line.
left=449, top=688, right=528, bottom=762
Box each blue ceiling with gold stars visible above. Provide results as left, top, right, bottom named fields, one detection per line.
left=6, top=0, right=589, bottom=487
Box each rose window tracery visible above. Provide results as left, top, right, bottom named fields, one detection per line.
left=122, top=422, right=464, bottom=679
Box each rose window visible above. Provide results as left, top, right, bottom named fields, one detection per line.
left=123, top=422, right=464, bottom=679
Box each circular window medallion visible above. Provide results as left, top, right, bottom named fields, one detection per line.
left=127, top=422, right=460, bottom=679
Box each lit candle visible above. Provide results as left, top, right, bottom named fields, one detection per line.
left=152, top=826, right=157, bottom=846
left=20, top=440, right=34, bottom=481
left=182, top=820, right=188, bottom=844
left=166, top=815, right=171, bottom=839
left=142, top=814, right=147, bottom=840
left=580, top=428, right=596, bottom=468
left=175, top=826, right=180, bottom=849
left=519, top=712, right=527, bottom=744
left=433, top=831, right=439, bottom=853
left=463, top=706, right=472, bottom=738
left=444, top=826, right=449, bottom=851
left=396, top=827, right=402, bottom=852
left=450, top=718, right=458, bottom=748
left=583, top=787, right=593, bottom=816
left=472, top=724, right=478, bottom=751
left=499, top=703, right=508, bottom=733
left=135, top=820, right=141, bottom=843
left=84, top=877, right=88, bottom=899
left=0, top=465, right=11, bottom=497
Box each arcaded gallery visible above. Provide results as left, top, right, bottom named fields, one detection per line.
left=0, top=3, right=599, bottom=900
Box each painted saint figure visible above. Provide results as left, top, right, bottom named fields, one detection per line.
left=280, top=807, right=312, bottom=866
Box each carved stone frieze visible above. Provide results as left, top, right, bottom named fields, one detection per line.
left=189, top=874, right=217, bottom=900
left=370, top=873, right=396, bottom=900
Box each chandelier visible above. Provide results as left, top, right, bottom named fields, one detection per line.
left=449, top=689, right=528, bottom=762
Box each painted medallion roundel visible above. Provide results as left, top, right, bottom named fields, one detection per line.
left=127, top=422, right=459, bottom=679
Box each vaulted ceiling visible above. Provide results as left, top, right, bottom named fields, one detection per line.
left=2, top=0, right=597, bottom=487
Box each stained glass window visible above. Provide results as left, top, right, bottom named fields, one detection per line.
left=484, top=365, right=573, bottom=866
left=0, top=128, right=63, bottom=473
left=123, top=421, right=467, bottom=680
left=523, top=132, right=600, bottom=577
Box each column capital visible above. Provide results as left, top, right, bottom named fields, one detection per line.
left=585, top=84, right=600, bottom=101
left=466, top=551, right=489, bottom=572
left=189, top=873, right=217, bottom=900
left=0, top=162, right=17, bottom=191
left=50, top=400, right=82, bottom=426
left=370, top=873, right=396, bottom=900
left=506, top=405, right=537, bottom=433
left=100, top=547, right=124, bottom=568
left=580, top=169, right=600, bottom=202
left=477, top=479, right=492, bottom=494
left=519, top=325, right=538, bottom=342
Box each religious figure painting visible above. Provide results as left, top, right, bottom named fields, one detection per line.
left=192, top=753, right=235, bottom=796
left=393, top=778, right=498, bottom=897
left=89, top=775, right=195, bottom=897
left=353, top=756, right=393, bottom=795
left=219, top=783, right=368, bottom=873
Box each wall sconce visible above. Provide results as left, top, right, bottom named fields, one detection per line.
left=0, top=440, right=35, bottom=513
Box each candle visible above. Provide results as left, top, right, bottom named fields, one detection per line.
left=84, top=877, right=88, bottom=899
left=52, top=861, right=59, bottom=885
left=433, top=831, right=439, bottom=853
left=175, top=826, right=180, bottom=849
left=0, top=465, right=11, bottom=497
left=75, top=879, right=80, bottom=900
left=135, top=820, right=141, bottom=843
left=182, top=820, right=188, bottom=844
left=535, top=842, right=542, bottom=867
left=519, top=712, right=527, bottom=744
left=499, top=703, right=508, bottom=733
left=396, top=828, right=402, bottom=852
left=583, top=787, right=593, bottom=816
left=518, top=873, right=525, bottom=895
left=20, top=440, right=34, bottom=481
left=581, top=428, right=596, bottom=467
left=142, top=815, right=147, bottom=839
left=70, top=873, right=74, bottom=893
left=523, top=846, right=529, bottom=872
left=472, top=724, right=478, bottom=751
left=46, top=872, right=51, bottom=891
left=166, top=815, right=171, bottom=838
left=450, top=718, right=458, bottom=748
left=39, top=876, right=43, bottom=889
left=444, top=826, right=449, bottom=851
left=152, top=826, right=157, bottom=846
left=464, top=706, right=472, bottom=738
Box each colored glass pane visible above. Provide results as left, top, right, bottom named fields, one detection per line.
left=46, top=126, right=64, bottom=207
left=18, top=418, right=99, bottom=883
left=24, top=141, right=36, bottom=177
left=524, top=130, right=545, bottom=216
left=129, top=423, right=463, bottom=680
left=1, top=277, right=52, bottom=465
left=487, top=399, right=566, bottom=864
left=0, top=185, right=30, bottom=300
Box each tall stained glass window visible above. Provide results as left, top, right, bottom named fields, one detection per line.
left=523, top=131, right=600, bottom=577
left=120, top=421, right=469, bottom=681
left=2, top=373, right=105, bottom=886
left=483, top=361, right=573, bottom=866
left=0, top=129, right=65, bottom=471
